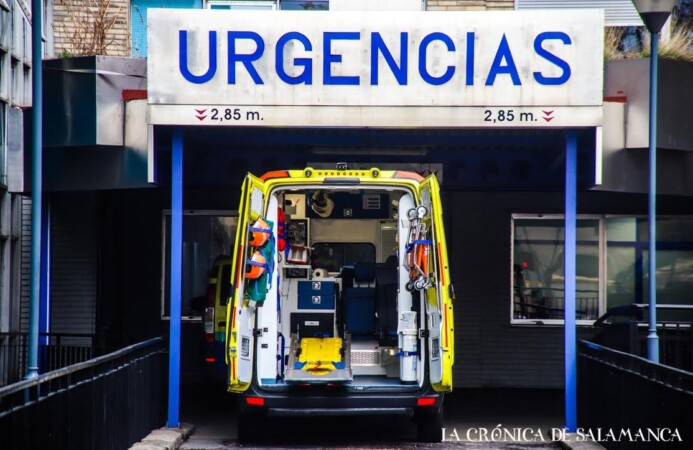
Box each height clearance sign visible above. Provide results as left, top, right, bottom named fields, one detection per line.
left=147, top=10, right=603, bottom=128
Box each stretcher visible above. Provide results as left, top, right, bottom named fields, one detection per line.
left=284, top=333, right=353, bottom=383
left=405, top=206, right=434, bottom=291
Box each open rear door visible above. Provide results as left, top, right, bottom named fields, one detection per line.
left=226, top=174, right=265, bottom=393
left=419, top=174, right=454, bottom=392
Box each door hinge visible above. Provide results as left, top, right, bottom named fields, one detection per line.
left=253, top=328, right=268, bottom=337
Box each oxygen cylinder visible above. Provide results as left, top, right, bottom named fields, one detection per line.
left=398, top=311, right=418, bottom=383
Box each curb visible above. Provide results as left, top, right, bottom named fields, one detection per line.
left=129, top=423, right=196, bottom=450
left=558, top=433, right=607, bottom=450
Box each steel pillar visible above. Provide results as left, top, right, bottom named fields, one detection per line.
left=167, top=129, right=184, bottom=427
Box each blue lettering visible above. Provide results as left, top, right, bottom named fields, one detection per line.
left=533, top=32, right=572, bottom=85
left=179, top=30, right=217, bottom=84
left=324, top=32, right=361, bottom=85
left=228, top=31, right=265, bottom=85
left=466, top=32, right=475, bottom=86
left=418, top=32, right=455, bottom=85
left=486, top=34, right=521, bottom=86
left=371, top=32, right=408, bottom=85
left=276, top=32, right=313, bottom=85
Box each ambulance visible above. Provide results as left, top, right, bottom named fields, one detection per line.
left=225, top=165, right=454, bottom=442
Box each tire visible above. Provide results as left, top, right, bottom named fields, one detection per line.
left=416, top=409, right=444, bottom=443
left=237, top=410, right=263, bottom=445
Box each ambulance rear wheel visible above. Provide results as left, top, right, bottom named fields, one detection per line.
left=415, top=409, right=443, bottom=443
left=237, top=411, right=263, bottom=445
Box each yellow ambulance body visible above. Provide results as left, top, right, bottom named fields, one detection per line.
left=225, top=166, right=454, bottom=442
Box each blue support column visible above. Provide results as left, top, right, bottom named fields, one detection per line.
left=167, top=129, right=184, bottom=428
left=26, top=0, right=44, bottom=380
left=647, top=32, right=660, bottom=363
left=564, top=131, right=577, bottom=432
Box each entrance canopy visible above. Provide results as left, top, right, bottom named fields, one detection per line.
left=151, top=126, right=598, bottom=190
left=145, top=8, right=605, bottom=430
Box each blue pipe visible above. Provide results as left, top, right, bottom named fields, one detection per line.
left=26, top=0, right=44, bottom=380
left=647, top=32, right=660, bottom=363
left=564, top=131, right=577, bottom=432
left=167, top=129, right=183, bottom=428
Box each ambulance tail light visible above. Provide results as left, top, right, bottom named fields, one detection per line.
left=417, top=397, right=436, bottom=407
left=245, top=397, right=265, bottom=406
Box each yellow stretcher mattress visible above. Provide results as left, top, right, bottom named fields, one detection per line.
left=297, top=337, right=344, bottom=375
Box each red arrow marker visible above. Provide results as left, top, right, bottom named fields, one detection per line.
left=542, top=110, right=555, bottom=122
left=195, top=109, right=207, bottom=114
left=196, top=115, right=207, bottom=121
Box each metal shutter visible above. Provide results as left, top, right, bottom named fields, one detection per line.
left=516, top=0, right=643, bottom=27
left=20, top=197, right=31, bottom=333
left=49, top=194, right=98, bottom=337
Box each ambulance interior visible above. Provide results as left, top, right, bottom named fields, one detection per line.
left=250, top=185, right=437, bottom=391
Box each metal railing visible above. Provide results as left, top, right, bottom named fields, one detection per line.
left=578, top=340, right=692, bottom=450
left=513, top=294, right=599, bottom=320
left=591, top=304, right=693, bottom=372
left=0, top=332, right=112, bottom=387
left=0, top=337, right=165, bottom=450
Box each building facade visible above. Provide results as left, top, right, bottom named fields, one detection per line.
left=4, top=0, right=692, bottom=389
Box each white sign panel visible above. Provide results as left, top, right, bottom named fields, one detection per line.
left=148, top=10, right=604, bottom=127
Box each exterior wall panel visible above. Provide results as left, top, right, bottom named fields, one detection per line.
left=446, top=189, right=690, bottom=388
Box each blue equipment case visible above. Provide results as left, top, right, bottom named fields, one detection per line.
left=298, top=281, right=336, bottom=310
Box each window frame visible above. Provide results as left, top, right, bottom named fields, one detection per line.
left=280, top=0, right=329, bottom=10
left=511, top=213, right=604, bottom=326
left=205, top=0, right=278, bottom=10
left=511, top=213, right=693, bottom=326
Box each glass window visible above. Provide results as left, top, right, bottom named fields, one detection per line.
left=281, top=1, right=328, bottom=10
left=0, top=50, right=7, bottom=101
left=10, top=57, right=20, bottom=106
left=206, top=1, right=277, bottom=9
left=514, top=215, right=693, bottom=325
left=162, top=211, right=238, bottom=319
left=131, top=0, right=204, bottom=59
left=0, top=8, right=9, bottom=51
left=513, top=217, right=600, bottom=322
left=0, top=102, right=5, bottom=184
left=22, top=63, right=30, bottom=106
left=606, top=217, right=638, bottom=310
left=311, top=242, right=375, bottom=273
